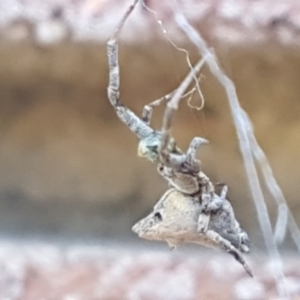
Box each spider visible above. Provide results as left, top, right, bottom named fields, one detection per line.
left=106, top=0, right=252, bottom=276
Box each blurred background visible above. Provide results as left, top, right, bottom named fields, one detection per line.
left=0, top=0, right=299, bottom=299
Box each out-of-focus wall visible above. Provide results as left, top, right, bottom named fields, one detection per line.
left=0, top=0, right=299, bottom=246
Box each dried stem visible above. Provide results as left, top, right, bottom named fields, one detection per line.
left=243, top=111, right=300, bottom=250
left=173, top=3, right=290, bottom=298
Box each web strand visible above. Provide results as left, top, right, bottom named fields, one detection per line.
left=141, top=0, right=205, bottom=111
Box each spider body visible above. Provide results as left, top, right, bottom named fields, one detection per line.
left=132, top=188, right=252, bottom=277
left=137, top=131, right=180, bottom=162
left=139, top=132, right=211, bottom=197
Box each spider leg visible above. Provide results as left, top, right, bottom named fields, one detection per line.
left=206, top=194, right=224, bottom=212
left=107, top=0, right=138, bottom=105
left=197, top=180, right=226, bottom=239
left=239, top=230, right=251, bottom=253
left=107, top=38, right=153, bottom=139
left=208, top=194, right=251, bottom=254
left=197, top=172, right=223, bottom=213
left=106, top=1, right=153, bottom=139
left=203, top=184, right=228, bottom=212
left=186, top=137, right=209, bottom=160
left=107, top=38, right=120, bottom=107
left=185, top=137, right=209, bottom=172
left=219, top=184, right=228, bottom=199
left=142, top=93, right=173, bottom=125
left=142, top=105, right=153, bottom=126
left=205, top=230, right=253, bottom=277
left=197, top=193, right=223, bottom=232
left=142, top=86, right=200, bottom=126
